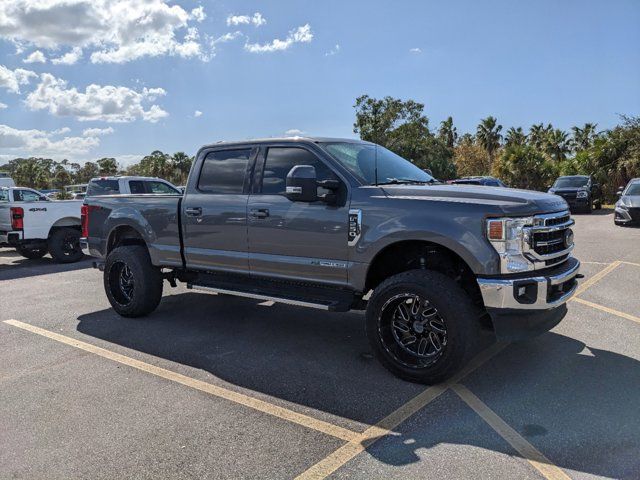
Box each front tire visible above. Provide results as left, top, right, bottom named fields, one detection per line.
left=16, top=245, right=47, bottom=259
left=48, top=227, right=83, bottom=263
left=366, top=270, right=479, bottom=384
left=104, top=245, right=163, bottom=317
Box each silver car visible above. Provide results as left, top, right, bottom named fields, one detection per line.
left=614, top=178, right=640, bottom=226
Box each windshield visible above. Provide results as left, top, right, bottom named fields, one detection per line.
left=624, top=183, right=640, bottom=196
left=554, top=177, right=589, bottom=188
left=320, top=142, right=435, bottom=185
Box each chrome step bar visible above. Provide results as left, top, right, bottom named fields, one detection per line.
left=188, top=284, right=331, bottom=310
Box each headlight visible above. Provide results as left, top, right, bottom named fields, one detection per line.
left=617, top=202, right=628, bottom=210
left=486, top=217, right=534, bottom=273
left=576, top=190, right=588, bottom=198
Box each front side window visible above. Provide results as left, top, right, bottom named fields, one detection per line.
left=146, top=181, right=180, bottom=194
left=261, top=147, right=335, bottom=195
left=198, top=149, right=251, bottom=194
left=129, top=181, right=146, bottom=194
left=321, top=142, right=434, bottom=185
left=14, top=189, right=45, bottom=202
left=625, top=183, right=640, bottom=196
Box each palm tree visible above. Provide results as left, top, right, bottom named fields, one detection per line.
left=571, top=123, right=598, bottom=151
left=170, top=152, right=193, bottom=184
left=476, top=116, right=503, bottom=166
left=529, top=123, right=553, bottom=150
left=545, top=129, right=571, bottom=161
left=438, top=116, right=457, bottom=149
left=505, top=127, right=527, bottom=146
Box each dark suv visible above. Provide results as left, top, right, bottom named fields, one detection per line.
left=548, top=175, right=602, bottom=213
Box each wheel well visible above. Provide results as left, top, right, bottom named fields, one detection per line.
left=49, top=217, right=81, bottom=238
left=365, top=240, right=485, bottom=311
left=107, top=226, right=147, bottom=254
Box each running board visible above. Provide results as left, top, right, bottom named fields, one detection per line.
left=189, top=285, right=333, bottom=310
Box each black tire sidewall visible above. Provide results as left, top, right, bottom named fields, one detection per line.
left=48, top=228, right=83, bottom=263
left=104, top=245, right=163, bottom=317
left=16, top=246, right=47, bottom=259
left=366, top=270, right=477, bottom=384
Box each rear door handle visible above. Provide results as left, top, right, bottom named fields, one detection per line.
left=250, top=208, right=269, bottom=219
left=185, top=207, right=202, bottom=217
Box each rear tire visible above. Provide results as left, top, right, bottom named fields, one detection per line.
left=366, top=269, right=479, bottom=384
left=48, top=227, right=83, bottom=263
left=16, top=245, right=47, bottom=259
left=104, top=245, right=163, bottom=317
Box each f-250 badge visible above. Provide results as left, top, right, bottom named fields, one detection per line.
left=348, top=209, right=362, bottom=246
left=28, top=207, right=47, bottom=212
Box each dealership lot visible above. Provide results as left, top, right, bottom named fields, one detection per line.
left=1, top=209, right=639, bottom=480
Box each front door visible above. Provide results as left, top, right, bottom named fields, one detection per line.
left=182, top=148, right=255, bottom=273
left=248, top=146, right=349, bottom=286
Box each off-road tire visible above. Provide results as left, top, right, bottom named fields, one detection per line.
left=16, top=245, right=47, bottom=259
left=104, top=245, right=163, bottom=317
left=48, top=227, right=83, bottom=263
left=366, top=269, right=479, bottom=384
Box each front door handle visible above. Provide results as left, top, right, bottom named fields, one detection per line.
left=185, top=207, right=202, bottom=217
left=250, top=208, right=269, bottom=219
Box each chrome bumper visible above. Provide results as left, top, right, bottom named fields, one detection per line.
left=80, top=238, right=92, bottom=257
left=477, top=258, right=580, bottom=310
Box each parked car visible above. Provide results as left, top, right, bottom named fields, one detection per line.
left=86, top=176, right=181, bottom=196
left=614, top=178, right=640, bottom=226
left=548, top=175, right=602, bottom=213
left=0, top=186, right=84, bottom=262
left=72, top=192, right=86, bottom=200
left=82, top=137, right=580, bottom=384
left=0, top=173, right=15, bottom=188
left=449, top=176, right=506, bottom=187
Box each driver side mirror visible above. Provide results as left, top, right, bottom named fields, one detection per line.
left=617, top=187, right=624, bottom=196
left=286, top=165, right=318, bottom=202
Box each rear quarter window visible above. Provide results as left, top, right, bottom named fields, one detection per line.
left=87, top=179, right=120, bottom=196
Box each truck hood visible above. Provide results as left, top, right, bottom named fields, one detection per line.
left=380, top=184, right=568, bottom=215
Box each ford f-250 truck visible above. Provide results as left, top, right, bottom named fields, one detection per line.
left=82, top=137, right=581, bottom=384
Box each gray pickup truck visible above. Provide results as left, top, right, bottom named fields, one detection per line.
left=82, top=137, right=580, bottom=384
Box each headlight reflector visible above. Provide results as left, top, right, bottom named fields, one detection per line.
left=576, top=190, right=588, bottom=198
left=486, top=217, right=534, bottom=273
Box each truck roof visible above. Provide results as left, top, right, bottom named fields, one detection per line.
left=199, top=136, right=373, bottom=150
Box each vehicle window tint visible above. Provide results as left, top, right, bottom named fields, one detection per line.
left=146, top=181, right=179, bottom=194
left=129, top=181, right=146, bottom=194
left=198, top=149, right=251, bottom=194
left=0, top=189, right=9, bottom=202
left=261, top=147, right=335, bottom=195
left=87, top=179, right=120, bottom=196
left=486, top=180, right=500, bottom=187
left=15, top=190, right=42, bottom=202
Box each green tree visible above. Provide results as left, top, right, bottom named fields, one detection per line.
left=492, top=144, right=556, bottom=191
left=97, top=157, right=118, bottom=175
left=52, top=166, right=73, bottom=199
left=438, top=116, right=457, bottom=149
left=529, top=123, right=553, bottom=150
left=75, top=162, right=100, bottom=183
left=545, top=129, right=571, bottom=162
left=476, top=116, right=502, bottom=167
left=505, top=127, right=527, bottom=147
left=170, top=152, right=193, bottom=185
left=453, top=135, right=491, bottom=177
left=571, top=123, right=598, bottom=152
left=138, top=150, right=170, bottom=178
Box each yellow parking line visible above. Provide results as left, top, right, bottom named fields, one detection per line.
left=452, top=384, right=571, bottom=480
left=573, top=261, right=621, bottom=297
left=3, top=319, right=358, bottom=442
left=573, top=297, right=640, bottom=325
left=295, top=342, right=508, bottom=479
left=622, top=261, right=640, bottom=268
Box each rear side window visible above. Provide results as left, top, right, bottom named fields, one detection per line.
left=14, top=190, right=44, bottom=202
left=129, top=181, right=146, bottom=194
left=87, top=179, right=120, bottom=196
left=261, top=147, right=335, bottom=195
left=146, top=181, right=180, bottom=194
left=0, top=189, right=8, bottom=202
left=198, top=149, right=251, bottom=194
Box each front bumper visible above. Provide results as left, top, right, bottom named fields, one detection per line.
left=614, top=207, right=635, bottom=225
left=477, top=257, right=580, bottom=340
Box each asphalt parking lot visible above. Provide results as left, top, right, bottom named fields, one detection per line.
left=1, top=208, right=639, bottom=480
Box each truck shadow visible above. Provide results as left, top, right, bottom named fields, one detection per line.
left=0, top=250, right=92, bottom=281
left=76, top=292, right=640, bottom=478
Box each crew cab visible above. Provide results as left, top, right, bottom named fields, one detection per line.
left=82, top=137, right=581, bottom=384
left=0, top=187, right=84, bottom=262
left=548, top=175, right=602, bottom=213
left=87, top=176, right=181, bottom=196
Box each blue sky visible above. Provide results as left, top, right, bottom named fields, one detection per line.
left=1, top=0, right=639, bottom=165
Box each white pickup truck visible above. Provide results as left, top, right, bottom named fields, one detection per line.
left=0, top=187, right=84, bottom=263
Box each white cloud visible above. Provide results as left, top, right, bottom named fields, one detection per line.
left=0, top=64, right=36, bottom=93
left=0, top=102, right=7, bottom=109
left=23, top=50, right=47, bottom=63
left=82, top=127, right=114, bottom=137
left=51, top=47, right=82, bottom=65
left=117, top=154, right=144, bottom=167
left=52, top=127, right=71, bottom=135
left=227, top=12, right=266, bottom=27
left=25, top=73, right=169, bottom=123
left=0, top=123, right=101, bottom=157
left=194, top=110, right=202, bottom=117
left=284, top=129, right=305, bottom=136
left=325, top=44, right=340, bottom=56
left=409, top=47, right=422, bottom=54
left=0, top=1, right=211, bottom=64
left=245, top=24, right=313, bottom=53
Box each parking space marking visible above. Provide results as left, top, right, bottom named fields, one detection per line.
left=3, top=319, right=359, bottom=442
left=574, top=260, right=621, bottom=296
left=622, top=261, right=640, bottom=268
left=573, top=297, right=640, bottom=325
left=295, top=342, right=508, bottom=480
left=452, top=384, right=571, bottom=480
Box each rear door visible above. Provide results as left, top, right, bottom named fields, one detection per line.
left=182, top=147, right=256, bottom=273
left=247, top=145, right=350, bottom=286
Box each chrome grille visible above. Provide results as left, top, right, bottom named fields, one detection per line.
left=532, top=230, right=566, bottom=255
left=523, top=210, right=574, bottom=269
